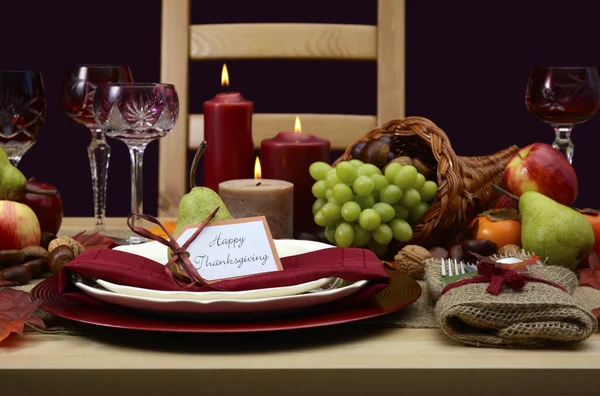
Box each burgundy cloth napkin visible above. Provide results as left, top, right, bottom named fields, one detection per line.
left=58, top=247, right=390, bottom=309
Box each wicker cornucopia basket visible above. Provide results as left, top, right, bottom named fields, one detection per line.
left=334, top=116, right=519, bottom=249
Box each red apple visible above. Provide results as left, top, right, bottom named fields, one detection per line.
left=22, top=180, right=63, bottom=234
left=504, top=143, right=578, bottom=206
left=0, top=200, right=41, bottom=250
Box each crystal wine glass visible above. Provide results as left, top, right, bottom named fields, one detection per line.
left=0, top=71, right=46, bottom=165
left=525, top=66, right=600, bottom=164
left=60, top=65, right=133, bottom=232
left=93, top=83, right=179, bottom=244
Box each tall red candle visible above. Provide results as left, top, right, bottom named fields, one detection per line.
left=261, top=118, right=331, bottom=235
left=203, top=65, right=254, bottom=191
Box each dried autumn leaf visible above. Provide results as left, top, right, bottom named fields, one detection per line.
left=72, top=231, right=117, bottom=251
left=478, top=208, right=521, bottom=222
left=0, top=287, right=46, bottom=343
left=578, top=268, right=600, bottom=290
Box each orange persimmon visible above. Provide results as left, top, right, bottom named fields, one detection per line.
left=578, top=209, right=600, bottom=256
left=469, top=208, right=522, bottom=249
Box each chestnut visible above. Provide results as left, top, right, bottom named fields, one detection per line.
left=0, top=265, right=32, bottom=285
left=359, top=139, right=390, bottom=167
left=448, top=244, right=465, bottom=262
left=22, top=258, right=49, bottom=277
left=413, top=157, right=436, bottom=181
left=48, top=245, right=75, bottom=275
left=40, top=231, right=57, bottom=250
left=377, top=135, right=395, bottom=150
left=350, top=141, right=367, bottom=159
left=462, top=239, right=498, bottom=260
left=429, top=246, right=449, bottom=259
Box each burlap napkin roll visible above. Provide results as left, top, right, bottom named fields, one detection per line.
left=424, top=256, right=598, bottom=348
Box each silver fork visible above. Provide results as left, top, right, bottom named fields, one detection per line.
left=440, top=258, right=466, bottom=277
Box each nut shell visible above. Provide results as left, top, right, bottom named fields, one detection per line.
left=394, top=245, right=432, bottom=279
left=48, top=236, right=84, bottom=257
left=498, top=243, right=522, bottom=257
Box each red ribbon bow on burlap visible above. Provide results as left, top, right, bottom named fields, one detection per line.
left=441, top=260, right=567, bottom=296
left=126, top=208, right=220, bottom=290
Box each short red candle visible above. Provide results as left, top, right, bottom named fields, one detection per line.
left=261, top=131, right=330, bottom=235
left=203, top=92, right=254, bottom=191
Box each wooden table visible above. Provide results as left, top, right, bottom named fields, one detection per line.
left=2, top=218, right=599, bottom=396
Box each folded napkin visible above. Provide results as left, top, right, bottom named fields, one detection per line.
left=58, top=247, right=390, bottom=309
left=424, top=256, right=598, bottom=348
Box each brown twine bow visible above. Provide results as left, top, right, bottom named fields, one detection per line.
left=441, top=260, right=567, bottom=296
left=126, top=208, right=220, bottom=290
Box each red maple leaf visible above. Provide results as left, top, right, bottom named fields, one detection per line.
left=72, top=231, right=117, bottom=251
left=0, top=288, right=46, bottom=344
left=578, top=251, right=600, bottom=290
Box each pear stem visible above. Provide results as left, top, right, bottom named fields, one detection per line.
left=190, top=140, right=208, bottom=190
left=491, top=184, right=520, bottom=202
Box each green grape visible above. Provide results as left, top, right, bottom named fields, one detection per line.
left=334, top=222, right=354, bottom=248
left=314, top=211, right=329, bottom=227
left=392, top=203, right=409, bottom=220
left=311, top=180, right=327, bottom=199
left=400, top=188, right=421, bottom=208
left=321, top=202, right=342, bottom=222
left=384, top=162, right=403, bottom=183
left=331, top=183, right=353, bottom=204
left=324, top=225, right=336, bottom=244
left=390, top=218, right=413, bottom=242
left=372, top=223, right=393, bottom=245
left=370, top=174, right=389, bottom=192
left=353, top=224, right=371, bottom=247
left=309, top=161, right=332, bottom=181
left=341, top=201, right=361, bottom=222
left=355, top=194, right=376, bottom=209
left=335, top=161, right=359, bottom=184
left=373, top=202, right=395, bottom=222
left=420, top=180, right=438, bottom=202
left=394, top=165, right=418, bottom=189
left=408, top=201, right=430, bottom=224
left=367, top=239, right=389, bottom=257
left=358, top=208, right=381, bottom=231
left=413, top=173, right=426, bottom=191
left=325, top=171, right=341, bottom=189
left=353, top=175, right=375, bottom=196
left=325, top=188, right=333, bottom=201
left=357, top=163, right=382, bottom=177
left=379, top=184, right=403, bottom=205
left=312, top=198, right=326, bottom=215
left=349, top=159, right=364, bottom=168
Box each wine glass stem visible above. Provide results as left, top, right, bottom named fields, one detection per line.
left=128, top=143, right=147, bottom=244
left=88, top=129, right=111, bottom=232
left=552, top=126, right=575, bottom=164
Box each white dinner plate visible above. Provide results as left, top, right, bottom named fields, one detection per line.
left=75, top=279, right=369, bottom=315
left=106, top=239, right=339, bottom=301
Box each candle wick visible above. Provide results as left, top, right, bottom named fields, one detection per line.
left=256, top=182, right=262, bottom=186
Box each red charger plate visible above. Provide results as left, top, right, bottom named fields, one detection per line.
left=30, top=270, right=421, bottom=333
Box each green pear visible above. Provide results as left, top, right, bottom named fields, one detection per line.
left=520, top=191, right=594, bottom=270
left=0, top=148, right=28, bottom=201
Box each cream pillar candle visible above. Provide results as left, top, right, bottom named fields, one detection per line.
left=218, top=159, right=294, bottom=239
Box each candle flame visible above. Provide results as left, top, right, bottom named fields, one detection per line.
left=254, top=157, right=262, bottom=180
left=221, top=64, right=229, bottom=86
left=294, top=116, right=302, bottom=134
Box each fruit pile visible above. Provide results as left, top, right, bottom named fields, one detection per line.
left=0, top=147, right=65, bottom=285
left=309, top=140, right=438, bottom=256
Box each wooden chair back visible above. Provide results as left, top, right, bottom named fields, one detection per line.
left=159, top=0, right=405, bottom=216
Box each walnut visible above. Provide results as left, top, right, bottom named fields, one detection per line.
left=48, top=236, right=84, bottom=257
left=498, top=244, right=521, bottom=257
left=394, top=245, right=431, bottom=279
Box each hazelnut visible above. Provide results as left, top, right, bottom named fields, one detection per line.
left=383, top=156, right=413, bottom=172
left=413, top=157, right=436, bottom=181
left=498, top=243, right=522, bottom=257
left=359, top=140, right=390, bottom=168
left=48, top=245, right=75, bottom=275
left=394, top=245, right=432, bottom=279
left=48, top=236, right=84, bottom=257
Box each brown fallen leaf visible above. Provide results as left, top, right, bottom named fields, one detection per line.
left=577, top=251, right=600, bottom=290
left=0, top=287, right=45, bottom=344
left=72, top=231, right=117, bottom=251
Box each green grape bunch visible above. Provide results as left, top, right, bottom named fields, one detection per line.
left=309, top=159, right=438, bottom=256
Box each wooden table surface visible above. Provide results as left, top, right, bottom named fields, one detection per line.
left=2, top=218, right=599, bottom=396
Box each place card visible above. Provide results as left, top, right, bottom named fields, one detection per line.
left=174, top=216, right=283, bottom=283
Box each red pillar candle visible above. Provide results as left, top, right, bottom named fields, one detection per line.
left=203, top=65, right=254, bottom=191
left=261, top=117, right=331, bottom=235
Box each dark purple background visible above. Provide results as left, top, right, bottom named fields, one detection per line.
left=1, top=0, right=598, bottom=217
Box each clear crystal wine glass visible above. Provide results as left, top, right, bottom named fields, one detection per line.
left=93, top=83, right=179, bottom=244
left=0, top=71, right=46, bottom=166
left=525, top=66, right=600, bottom=164
left=60, top=65, right=133, bottom=232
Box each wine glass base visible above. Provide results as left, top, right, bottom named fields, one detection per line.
left=127, top=234, right=148, bottom=245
